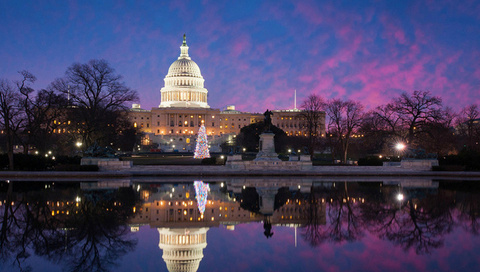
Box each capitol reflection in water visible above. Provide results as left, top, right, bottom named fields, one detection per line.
left=1, top=178, right=480, bottom=272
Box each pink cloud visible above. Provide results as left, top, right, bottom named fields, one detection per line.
left=379, top=14, right=408, bottom=45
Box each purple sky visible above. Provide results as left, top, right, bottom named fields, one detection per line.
left=1, top=0, right=479, bottom=113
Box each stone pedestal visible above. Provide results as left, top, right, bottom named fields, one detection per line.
left=80, top=157, right=119, bottom=165
left=400, top=159, right=439, bottom=170
left=254, top=133, right=280, bottom=161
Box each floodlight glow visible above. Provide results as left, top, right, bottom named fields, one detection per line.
left=396, top=193, right=404, bottom=201
left=395, top=143, right=406, bottom=150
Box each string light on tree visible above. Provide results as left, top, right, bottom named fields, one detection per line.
left=194, top=125, right=210, bottom=159
left=194, top=181, right=209, bottom=214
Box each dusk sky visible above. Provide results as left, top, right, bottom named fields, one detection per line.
left=1, top=0, right=479, bottom=113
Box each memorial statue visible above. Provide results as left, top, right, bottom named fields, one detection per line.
left=263, top=109, right=273, bottom=132
left=84, top=142, right=116, bottom=158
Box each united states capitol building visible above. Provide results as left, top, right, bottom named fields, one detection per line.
left=129, top=36, right=325, bottom=152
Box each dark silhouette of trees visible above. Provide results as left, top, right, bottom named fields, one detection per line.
left=302, top=183, right=365, bottom=246
left=19, top=87, right=68, bottom=154
left=0, top=181, right=138, bottom=272
left=51, top=59, right=138, bottom=148
left=416, top=107, right=457, bottom=156
left=301, top=185, right=327, bottom=247
left=299, top=94, right=326, bottom=158
left=380, top=193, right=454, bottom=254
left=326, top=99, right=364, bottom=163
left=325, top=183, right=364, bottom=242
left=0, top=71, right=35, bottom=170
left=361, top=91, right=455, bottom=157
left=391, top=90, right=443, bottom=147
left=456, top=104, right=480, bottom=151
left=359, top=185, right=456, bottom=254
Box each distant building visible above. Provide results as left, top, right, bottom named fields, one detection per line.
left=129, top=36, right=325, bottom=152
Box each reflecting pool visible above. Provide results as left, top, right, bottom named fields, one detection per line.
left=1, top=178, right=480, bottom=272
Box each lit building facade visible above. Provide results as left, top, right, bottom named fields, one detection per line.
left=129, top=36, right=325, bottom=152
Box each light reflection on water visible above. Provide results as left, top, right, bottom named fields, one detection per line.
left=1, top=178, right=480, bottom=272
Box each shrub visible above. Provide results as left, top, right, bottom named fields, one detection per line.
left=358, top=156, right=383, bottom=166
left=0, top=154, right=51, bottom=171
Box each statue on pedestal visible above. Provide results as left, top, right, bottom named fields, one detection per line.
left=263, top=109, right=273, bottom=132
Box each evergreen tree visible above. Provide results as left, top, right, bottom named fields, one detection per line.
left=194, top=125, right=210, bottom=159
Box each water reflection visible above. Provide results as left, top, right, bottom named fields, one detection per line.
left=1, top=178, right=480, bottom=271
left=0, top=180, right=138, bottom=272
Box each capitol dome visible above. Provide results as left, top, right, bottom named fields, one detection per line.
left=158, top=227, right=209, bottom=272
left=159, top=35, right=209, bottom=108
left=167, top=58, right=202, bottom=78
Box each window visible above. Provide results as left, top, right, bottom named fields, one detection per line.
left=170, top=121, right=174, bottom=127
left=146, top=123, right=149, bottom=128
left=190, top=121, right=194, bottom=127
left=212, top=122, right=215, bottom=127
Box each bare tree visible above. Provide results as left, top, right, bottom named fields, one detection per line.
left=456, top=104, right=480, bottom=151
left=326, top=99, right=364, bottom=163
left=300, top=94, right=326, bottom=158
left=0, top=71, right=34, bottom=170
left=418, top=107, right=457, bottom=156
left=18, top=82, right=68, bottom=154
left=391, top=90, right=443, bottom=147
left=51, top=59, right=138, bottom=147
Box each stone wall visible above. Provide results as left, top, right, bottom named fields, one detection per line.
left=226, top=156, right=312, bottom=171
left=80, top=157, right=132, bottom=171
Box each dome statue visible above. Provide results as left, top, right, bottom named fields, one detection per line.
left=159, top=35, right=210, bottom=108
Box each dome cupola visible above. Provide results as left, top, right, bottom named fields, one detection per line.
left=159, top=35, right=209, bottom=108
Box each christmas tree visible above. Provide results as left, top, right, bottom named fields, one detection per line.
left=194, top=181, right=209, bottom=214
left=194, top=125, right=210, bottom=159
